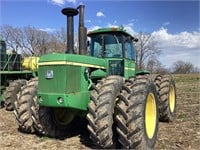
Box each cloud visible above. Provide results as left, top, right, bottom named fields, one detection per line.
left=107, top=23, right=118, bottom=28
left=113, top=20, right=117, bottom=25
left=107, top=22, right=136, bottom=36
left=39, top=28, right=56, bottom=33
left=128, top=19, right=135, bottom=22
left=85, top=19, right=91, bottom=23
left=88, top=26, right=101, bottom=32
left=66, top=0, right=77, bottom=4
left=50, top=0, right=77, bottom=6
left=96, top=11, right=105, bottom=17
left=152, top=27, right=200, bottom=49
left=152, top=27, right=200, bottom=67
left=163, top=22, right=170, bottom=26
left=50, top=0, right=65, bottom=6
left=123, top=24, right=137, bottom=36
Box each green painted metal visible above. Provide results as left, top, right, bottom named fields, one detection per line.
left=38, top=55, right=136, bottom=110
left=88, top=26, right=134, bottom=39
left=0, top=70, right=33, bottom=74
left=37, top=27, right=138, bottom=111
left=38, top=55, right=93, bottom=110
left=90, top=69, right=107, bottom=79
left=124, top=59, right=136, bottom=78
left=38, top=91, right=90, bottom=110
left=38, top=65, right=90, bottom=110
left=38, top=53, right=106, bottom=69
left=38, top=65, right=88, bottom=94
left=136, top=69, right=150, bottom=75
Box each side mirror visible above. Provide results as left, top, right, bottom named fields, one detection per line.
left=133, top=38, right=138, bottom=42
left=87, top=41, right=90, bottom=47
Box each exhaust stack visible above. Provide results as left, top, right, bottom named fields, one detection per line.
left=61, top=7, right=78, bottom=54
left=77, top=5, right=87, bottom=55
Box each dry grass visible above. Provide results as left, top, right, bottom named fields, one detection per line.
left=155, top=74, right=200, bottom=150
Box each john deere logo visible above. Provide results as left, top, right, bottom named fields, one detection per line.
left=46, top=70, right=54, bottom=79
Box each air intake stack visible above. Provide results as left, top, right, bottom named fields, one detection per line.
left=61, top=5, right=87, bottom=55
left=77, top=5, right=87, bottom=55
left=61, top=7, right=78, bottom=54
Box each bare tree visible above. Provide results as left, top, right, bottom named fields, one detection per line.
left=22, top=26, right=50, bottom=56
left=173, top=60, right=194, bottom=74
left=53, top=27, right=67, bottom=53
left=146, top=58, right=160, bottom=73
left=0, top=25, right=22, bottom=52
left=146, top=57, right=169, bottom=74
left=135, top=32, right=161, bottom=69
left=47, top=34, right=66, bottom=53
left=0, top=25, right=58, bottom=56
left=193, top=67, right=200, bottom=73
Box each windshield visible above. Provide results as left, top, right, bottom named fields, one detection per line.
left=90, top=34, right=123, bottom=58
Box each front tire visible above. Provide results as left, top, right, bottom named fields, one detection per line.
left=154, top=74, right=177, bottom=122
left=14, top=78, right=38, bottom=133
left=116, top=75, right=159, bottom=149
left=87, top=76, right=124, bottom=148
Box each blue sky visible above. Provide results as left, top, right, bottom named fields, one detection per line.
left=1, top=0, right=200, bottom=68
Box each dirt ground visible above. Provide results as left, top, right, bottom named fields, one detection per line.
left=0, top=74, right=199, bottom=150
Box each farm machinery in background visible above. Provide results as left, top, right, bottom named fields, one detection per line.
left=13, top=5, right=177, bottom=149
left=0, top=39, right=38, bottom=110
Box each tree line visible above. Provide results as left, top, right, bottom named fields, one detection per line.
left=0, top=25, right=199, bottom=73
left=0, top=25, right=67, bottom=56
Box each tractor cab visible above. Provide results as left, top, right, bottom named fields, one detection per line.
left=88, top=27, right=138, bottom=77
left=88, top=27, right=137, bottom=59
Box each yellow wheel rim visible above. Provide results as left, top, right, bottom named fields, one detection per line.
left=145, top=93, right=157, bottom=139
left=169, top=85, right=175, bottom=113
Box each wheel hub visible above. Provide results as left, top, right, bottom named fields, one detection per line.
left=169, top=85, right=175, bottom=113
left=145, top=93, right=157, bottom=139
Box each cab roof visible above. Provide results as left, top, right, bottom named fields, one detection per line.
left=87, top=26, right=138, bottom=41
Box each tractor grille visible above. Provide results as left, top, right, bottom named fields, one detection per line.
left=38, top=65, right=81, bottom=94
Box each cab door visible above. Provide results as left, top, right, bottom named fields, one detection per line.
left=124, top=39, right=136, bottom=78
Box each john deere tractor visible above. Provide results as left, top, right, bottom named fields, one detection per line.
left=14, top=5, right=176, bottom=149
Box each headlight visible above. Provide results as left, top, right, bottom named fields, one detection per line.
left=57, top=97, right=64, bottom=104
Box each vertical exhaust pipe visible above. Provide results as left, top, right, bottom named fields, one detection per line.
left=77, top=5, right=87, bottom=55
left=61, top=8, right=78, bottom=54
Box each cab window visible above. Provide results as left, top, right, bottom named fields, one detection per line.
left=90, top=34, right=123, bottom=58
left=125, top=39, right=135, bottom=60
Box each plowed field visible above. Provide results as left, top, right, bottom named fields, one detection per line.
left=0, top=74, right=199, bottom=149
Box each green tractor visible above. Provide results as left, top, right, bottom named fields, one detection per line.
left=14, top=5, right=176, bottom=149
left=0, top=39, right=38, bottom=110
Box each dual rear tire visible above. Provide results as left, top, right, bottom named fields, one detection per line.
left=115, top=75, right=159, bottom=149
left=3, top=79, right=27, bottom=111
left=87, top=76, right=124, bottom=148
left=154, top=74, right=176, bottom=122
left=87, top=75, right=159, bottom=149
